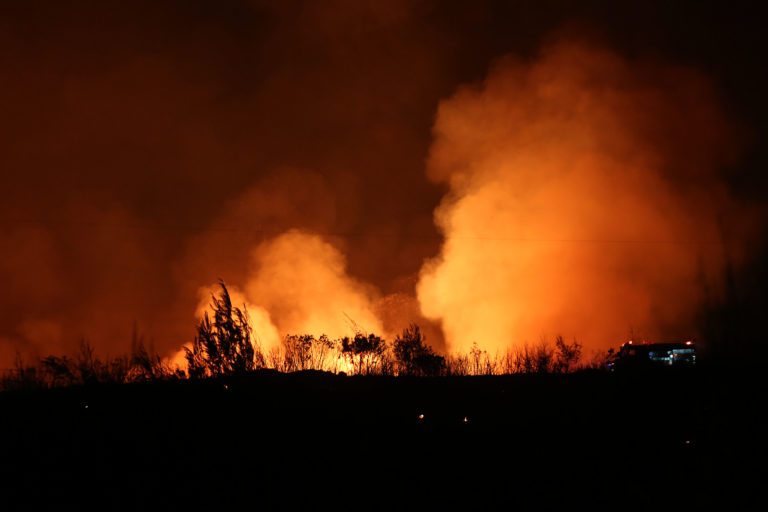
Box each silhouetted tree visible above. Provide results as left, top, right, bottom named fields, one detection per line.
left=393, top=324, right=445, bottom=376
left=37, top=340, right=132, bottom=386
left=341, top=333, right=387, bottom=375
left=0, top=352, right=45, bottom=391
left=532, top=341, right=555, bottom=374
left=40, top=355, right=75, bottom=387
left=283, top=334, right=314, bottom=371
left=185, top=281, right=263, bottom=377
left=469, top=342, right=482, bottom=375
left=282, top=334, right=335, bottom=371
left=553, top=336, right=582, bottom=373
left=129, top=328, right=181, bottom=381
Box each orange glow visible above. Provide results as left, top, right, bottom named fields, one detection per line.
left=243, top=230, right=383, bottom=340
left=166, top=230, right=386, bottom=374
left=167, top=40, right=756, bottom=367
left=156, top=39, right=759, bottom=371
left=2, top=2, right=765, bottom=376
left=416, top=40, right=752, bottom=355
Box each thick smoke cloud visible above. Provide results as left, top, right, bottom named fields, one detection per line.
left=418, top=41, right=757, bottom=353
left=244, top=230, right=382, bottom=341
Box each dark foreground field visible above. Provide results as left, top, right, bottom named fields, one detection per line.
left=0, top=367, right=763, bottom=510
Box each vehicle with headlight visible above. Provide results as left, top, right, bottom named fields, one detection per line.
left=614, top=340, right=696, bottom=368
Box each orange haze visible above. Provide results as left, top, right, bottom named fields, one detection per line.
left=418, top=40, right=755, bottom=353
left=0, top=2, right=763, bottom=368
left=188, top=41, right=756, bottom=359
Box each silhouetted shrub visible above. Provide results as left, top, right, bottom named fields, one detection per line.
left=0, top=335, right=183, bottom=390
left=185, top=281, right=264, bottom=377
left=341, top=333, right=388, bottom=375
left=470, top=342, right=499, bottom=375
left=128, top=333, right=181, bottom=381
left=0, top=353, right=46, bottom=391
left=393, top=324, right=445, bottom=376
left=282, top=334, right=313, bottom=371
left=445, top=353, right=470, bottom=376
left=281, top=334, right=335, bottom=372
left=40, top=355, right=76, bottom=387
left=446, top=345, right=500, bottom=376
left=441, top=337, right=585, bottom=376
left=553, top=336, right=582, bottom=373
left=34, top=338, right=178, bottom=387
left=507, top=341, right=556, bottom=374
left=41, top=340, right=131, bottom=385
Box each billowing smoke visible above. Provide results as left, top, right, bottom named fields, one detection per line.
left=172, top=228, right=383, bottom=365
left=186, top=228, right=426, bottom=353
left=417, top=40, right=755, bottom=354
left=244, top=230, right=382, bottom=340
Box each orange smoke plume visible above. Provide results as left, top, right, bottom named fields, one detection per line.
left=170, top=230, right=383, bottom=369
left=243, top=229, right=383, bottom=339
left=417, top=40, right=754, bottom=354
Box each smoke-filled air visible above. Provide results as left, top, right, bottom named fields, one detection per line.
left=0, top=1, right=764, bottom=369
left=418, top=41, right=754, bottom=354
left=190, top=40, right=755, bottom=360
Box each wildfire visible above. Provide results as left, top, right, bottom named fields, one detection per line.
left=168, top=41, right=750, bottom=369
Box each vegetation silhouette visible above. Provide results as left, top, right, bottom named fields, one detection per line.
left=392, top=324, right=445, bottom=376
left=341, top=333, right=389, bottom=375
left=185, top=281, right=265, bottom=378
left=277, top=334, right=335, bottom=372
left=1, top=334, right=181, bottom=391
left=1, top=333, right=596, bottom=391
left=1, top=280, right=598, bottom=391
left=553, top=335, right=583, bottom=373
